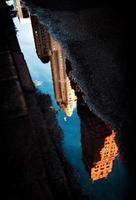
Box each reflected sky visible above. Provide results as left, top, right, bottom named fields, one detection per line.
left=13, top=16, right=129, bottom=200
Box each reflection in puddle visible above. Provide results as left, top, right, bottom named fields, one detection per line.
left=16, top=0, right=29, bottom=19
left=31, top=15, right=51, bottom=63
left=77, top=99, right=119, bottom=181
left=49, top=35, right=77, bottom=117
left=91, top=131, right=118, bottom=181
left=12, top=1, right=129, bottom=199
left=31, top=14, right=77, bottom=117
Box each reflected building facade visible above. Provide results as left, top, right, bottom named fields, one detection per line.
left=30, top=15, right=51, bottom=63
left=50, top=35, right=77, bottom=117
left=16, top=0, right=29, bottom=19
left=77, top=100, right=119, bottom=181
left=91, top=130, right=118, bottom=181
left=30, top=15, right=76, bottom=116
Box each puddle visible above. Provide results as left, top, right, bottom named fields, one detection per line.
left=9, top=1, right=130, bottom=199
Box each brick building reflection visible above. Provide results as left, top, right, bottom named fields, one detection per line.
left=15, top=7, right=119, bottom=179
left=50, top=35, right=77, bottom=117
left=30, top=15, right=51, bottom=63
left=77, top=99, right=119, bottom=181
left=30, top=15, right=77, bottom=116
left=16, top=0, right=29, bottom=19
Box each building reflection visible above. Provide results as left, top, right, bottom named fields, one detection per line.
left=16, top=0, right=29, bottom=19
left=30, top=15, right=51, bottom=63
left=77, top=98, right=119, bottom=181
left=30, top=15, right=77, bottom=116
left=15, top=5, right=119, bottom=180
left=50, top=35, right=77, bottom=117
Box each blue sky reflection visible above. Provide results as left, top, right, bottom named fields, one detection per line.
left=13, top=16, right=129, bottom=200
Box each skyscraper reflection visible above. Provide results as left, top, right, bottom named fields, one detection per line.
left=77, top=98, right=119, bottom=181
left=30, top=15, right=77, bottom=116
left=30, top=15, right=51, bottom=63
left=16, top=0, right=29, bottom=19
left=50, top=35, right=77, bottom=117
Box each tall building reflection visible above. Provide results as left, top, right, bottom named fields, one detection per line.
left=30, top=15, right=77, bottom=116
left=30, top=15, right=51, bottom=63
left=16, top=0, right=29, bottom=19
left=15, top=7, right=119, bottom=181
left=50, top=35, right=77, bottom=117
left=77, top=98, right=119, bottom=181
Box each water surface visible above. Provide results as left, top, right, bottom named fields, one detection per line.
left=13, top=14, right=128, bottom=200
